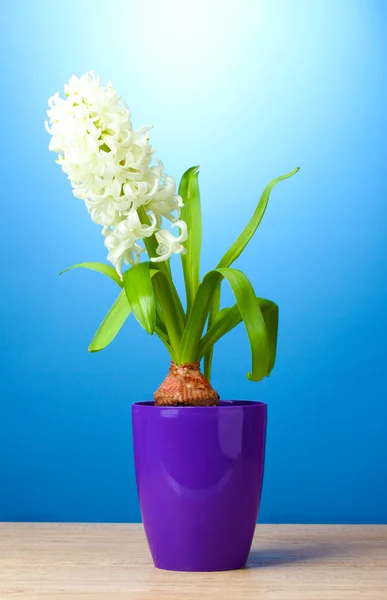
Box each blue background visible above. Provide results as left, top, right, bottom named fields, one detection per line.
left=1, top=0, right=386, bottom=523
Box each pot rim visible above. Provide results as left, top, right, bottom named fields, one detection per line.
left=132, top=400, right=266, bottom=410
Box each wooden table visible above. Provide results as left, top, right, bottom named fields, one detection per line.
left=0, top=524, right=386, bottom=599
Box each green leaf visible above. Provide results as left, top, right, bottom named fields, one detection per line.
left=123, top=262, right=155, bottom=335
left=154, top=323, right=176, bottom=361
left=199, top=304, right=240, bottom=359
left=179, top=267, right=270, bottom=382
left=178, top=166, right=202, bottom=314
left=217, top=167, right=299, bottom=269
left=150, top=268, right=184, bottom=358
left=59, top=262, right=122, bottom=287
left=155, top=309, right=168, bottom=337
left=88, top=289, right=131, bottom=352
left=258, top=298, right=279, bottom=374
left=203, top=286, right=220, bottom=382
left=199, top=297, right=278, bottom=374
left=202, top=168, right=298, bottom=380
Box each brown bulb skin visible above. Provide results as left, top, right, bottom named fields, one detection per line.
left=154, top=362, right=219, bottom=407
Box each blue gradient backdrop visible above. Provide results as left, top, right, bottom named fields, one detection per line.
left=1, top=0, right=386, bottom=523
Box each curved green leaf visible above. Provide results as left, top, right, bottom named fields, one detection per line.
left=88, top=289, right=131, bottom=352
left=179, top=268, right=270, bottom=381
left=199, top=304, right=240, bottom=358
left=178, top=166, right=202, bottom=313
left=123, top=262, right=155, bottom=335
left=202, top=168, right=298, bottom=380
left=59, top=262, right=122, bottom=287
left=217, top=167, right=299, bottom=268
left=199, top=297, right=278, bottom=374
left=259, top=298, right=279, bottom=374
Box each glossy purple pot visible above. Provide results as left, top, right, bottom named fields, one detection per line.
left=132, top=400, right=267, bottom=572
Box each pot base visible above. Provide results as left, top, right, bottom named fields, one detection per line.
left=154, top=561, right=247, bottom=572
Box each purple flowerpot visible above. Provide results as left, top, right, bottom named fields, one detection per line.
left=132, top=400, right=267, bottom=572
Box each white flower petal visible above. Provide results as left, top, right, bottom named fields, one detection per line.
left=45, top=71, right=189, bottom=274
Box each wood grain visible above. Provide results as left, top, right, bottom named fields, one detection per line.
left=0, top=524, right=386, bottom=599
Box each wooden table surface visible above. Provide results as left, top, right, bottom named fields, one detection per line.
left=0, top=524, right=386, bottom=599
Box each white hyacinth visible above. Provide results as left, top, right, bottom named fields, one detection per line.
left=45, top=71, right=187, bottom=276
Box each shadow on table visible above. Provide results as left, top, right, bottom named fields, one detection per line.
left=247, top=543, right=344, bottom=569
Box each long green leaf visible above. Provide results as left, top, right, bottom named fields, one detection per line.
left=178, top=166, right=202, bottom=314
left=217, top=167, right=299, bottom=268
left=179, top=268, right=270, bottom=381
left=203, top=285, right=220, bottom=381
left=199, top=297, right=278, bottom=374
left=200, top=304, right=241, bottom=359
left=123, top=262, right=155, bottom=335
left=150, top=269, right=184, bottom=358
left=60, top=262, right=122, bottom=287
left=155, top=309, right=168, bottom=337
left=261, top=298, right=279, bottom=374
left=88, top=289, right=131, bottom=352
left=203, top=167, right=298, bottom=380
